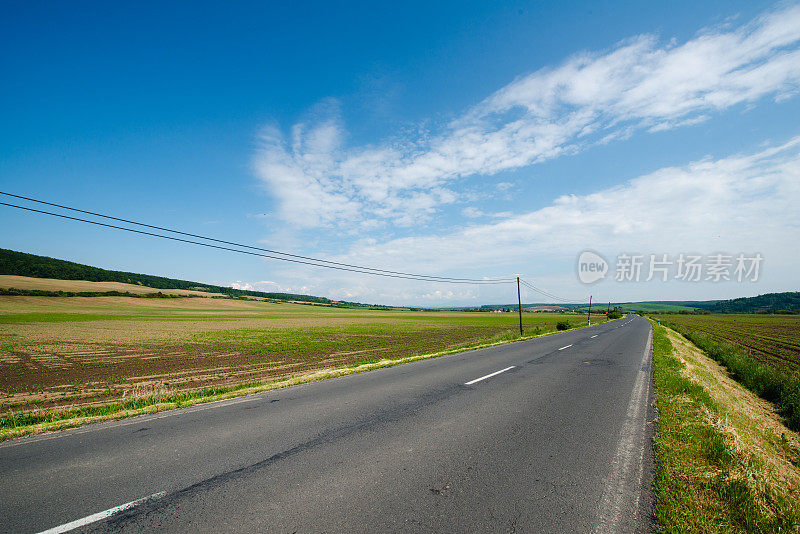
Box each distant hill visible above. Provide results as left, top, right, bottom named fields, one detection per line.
left=577, top=294, right=799, bottom=314
left=0, top=248, right=394, bottom=308
left=4, top=248, right=795, bottom=313
left=604, top=301, right=706, bottom=313
left=696, top=292, right=800, bottom=314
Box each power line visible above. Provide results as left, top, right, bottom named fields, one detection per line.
left=0, top=195, right=592, bottom=299
left=520, top=279, right=588, bottom=303
left=0, top=191, right=514, bottom=284
left=0, top=201, right=514, bottom=285
left=523, top=280, right=575, bottom=301
left=0, top=193, right=592, bottom=297
left=521, top=280, right=564, bottom=301
left=521, top=280, right=583, bottom=303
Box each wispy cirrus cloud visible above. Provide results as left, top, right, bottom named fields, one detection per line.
left=254, top=4, right=800, bottom=230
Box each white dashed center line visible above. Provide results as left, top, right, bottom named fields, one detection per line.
left=558, top=344, right=572, bottom=351
left=38, top=492, right=165, bottom=534
left=464, top=366, right=516, bottom=385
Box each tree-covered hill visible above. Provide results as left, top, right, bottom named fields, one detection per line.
left=696, top=292, right=800, bottom=314
left=0, top=248, right=337, bottom=304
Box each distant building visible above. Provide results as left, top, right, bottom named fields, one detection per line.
left=524, top=306, right=567, bottom=312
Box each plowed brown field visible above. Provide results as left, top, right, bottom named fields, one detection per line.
left=0, top=296, right=599, bottom=414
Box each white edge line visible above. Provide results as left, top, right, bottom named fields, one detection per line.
left=464, top=366, right=516, bottom=386
left=37, top=492, right=166, bottom=534
left=594, top=328, right=652, bottom=533
left=558, top=344, right=573, bottom=351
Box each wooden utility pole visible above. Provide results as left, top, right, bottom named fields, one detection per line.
left=587, top=295, right=593, bottom=324
left=517, top=277, right=523, bottom=336
left=607, top=302, right=611, bottom=314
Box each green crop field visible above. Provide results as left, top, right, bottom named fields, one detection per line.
left=0, top=296, right=606, bottom=416
left=652, top=314, right=800, bottom=376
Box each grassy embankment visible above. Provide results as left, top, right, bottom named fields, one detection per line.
left=651, top=320, right=800, bottom=532
left=0, top=296, right=606, bottom=440
left=654, top=314, right=800, bottom=432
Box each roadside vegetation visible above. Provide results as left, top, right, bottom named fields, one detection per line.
left=654, top=314, right=800, bottom=432
left=650, top=321, right=800, bottom=532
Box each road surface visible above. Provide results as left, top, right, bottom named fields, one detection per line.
left=0, top=315, right=655, bottom=533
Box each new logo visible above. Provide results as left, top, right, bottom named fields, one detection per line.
left=577, top=250, right=608, bottom=284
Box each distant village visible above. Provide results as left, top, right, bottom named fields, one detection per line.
left=491, top=306, right=569, bottom=313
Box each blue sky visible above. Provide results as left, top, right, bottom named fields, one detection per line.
left=2, top=0, right=799, bottom=306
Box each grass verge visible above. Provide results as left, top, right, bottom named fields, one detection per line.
left=663, top=322, right=800, bottom=432
left=651, top=320, right=800, bottom=532
left=0, top=323, right=591, bottom=441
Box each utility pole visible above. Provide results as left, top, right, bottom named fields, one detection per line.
left=607, top=302, right=611, bottom=315
left=517, top=277, right=523, bottom=336
left=587, top=295, right=593, bottom=325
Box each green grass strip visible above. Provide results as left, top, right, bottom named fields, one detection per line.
left=650, top=321, right=798, bottom=532
left=660, top=320, right=800, bottom=432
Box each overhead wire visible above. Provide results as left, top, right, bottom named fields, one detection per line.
left=0, top=200, right=514, bottom=285
left=0, top=192, right=593, bottom=300
left=0, top=191, right=516, bottom=284
left=0, top=191, right=516, bottom=283
left=519, top=279, right=588, bottom=303
left=521, top=280, right=581, bottom=303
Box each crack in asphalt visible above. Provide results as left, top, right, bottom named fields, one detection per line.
left=100, top=382, right=468, bottom=530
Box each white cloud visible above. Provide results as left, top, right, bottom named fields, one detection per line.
left=419, top=289, right=479, bottom=302
left=298, top=137, right=800, bottom=303
left=230, top=280, right=309, bottom=294
left=461, top=206, right=484, bottom=218
left=229, top=281, right=253, bottom=291
left=254, top=4, right=800, bottom=229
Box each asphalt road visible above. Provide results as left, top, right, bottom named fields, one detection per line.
left=0, top=315, right=655, bottom=533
